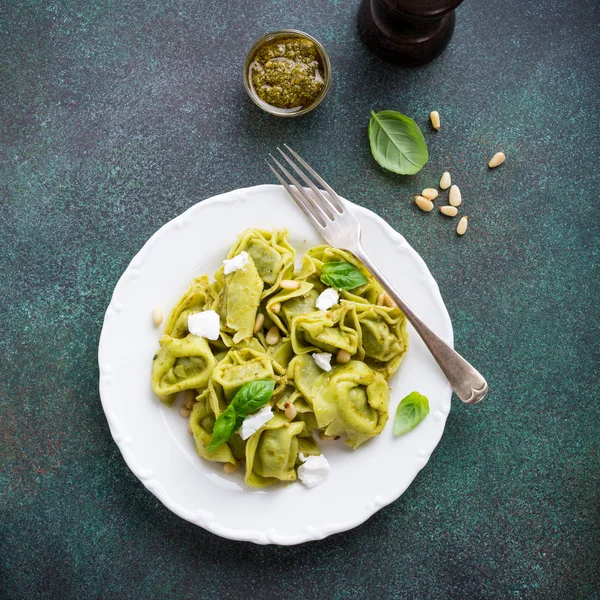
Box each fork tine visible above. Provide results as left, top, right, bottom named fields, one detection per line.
left=265, top=162, right=327, bottom=232
left=276, top=147, right=335, bottom=220
left=283, top=144, right=345, bottom=212
left=268, top=155, right=330, bottom=226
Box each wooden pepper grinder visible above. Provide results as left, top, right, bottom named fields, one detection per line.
left=357, top=0, right=464, bottom=66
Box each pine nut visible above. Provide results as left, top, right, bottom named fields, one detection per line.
left=440, top=171, right=451, bottom=190
left=415, top=196, right=434, bottom=212
left=449, top=185, right=462, bottom=207
left=440, top=206, right=458, bottom=217
left=489, top=152, right=506, bottom=168
left=319, top=432, right=336, bottom=441
left=422, top=188, right=438, bottom=200
left=456, top=216, right=468, bottom=236
left=184, top=389, right=195, bottom=409
left=284, top=401, right=297, bottom=420
left=179, top=405, right=191, bottom=418
left=383, top=293, right=395, bottom=308
left=152, top=305, right=163, bottom=326
left=377, top=293, right=385, bottom=306
left=430, top=111, right=441, bottom=130
left=265, top=326, right=280, bottom=345
left=280, top=279, right=300, bottom=290
left=271, top=303, right=281, bottom=314
left=224, top=462, right=239, bottom=474
left=253, top=312, right=265, bottom=334
left=284, top=422, right=290, bottom=428
left=337, top=350, right=351, bottom=364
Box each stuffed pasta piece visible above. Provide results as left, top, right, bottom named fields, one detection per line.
left=300, top=245, right=386, bottom=306
left=290, top=302, right=363, bottom=358
left=355, top=303, right=408, bottom=380
left=245, top=413, right=319, bottom=488
left=313, top=361, right=389, bottom=448
left=162, top=275, right=217, bottom=338
left=297, top=246, right=375, bottom=298
left=226, top=229, right=296, bottom=298
left=214, top=255, right=263, bottom=345
left=151, top=334, right=217, bottom=405
left=190, top=383, right=245, bottom=465
left=288, top=355, right=389, bottom=449
left=151, top=275, right=221, bottom=405
left=287, top=354, right=323, bottom=402
left=265, top=281, right=315, bottom=334
left=210, top=347, right=286, bottom=400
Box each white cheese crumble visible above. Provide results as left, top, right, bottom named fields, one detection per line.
left=298, top=453, right=331, bottom=488
left=294, top=253, right=304, bottom=271
left=188, top=310, right=220, bottom=340
left=312, top=352, right=332, bottom=372
left=316, top=288, right=339, bottom=311
left=239, top=405, right=274, bottom=440
left=223, top=251, right=249, bottom=275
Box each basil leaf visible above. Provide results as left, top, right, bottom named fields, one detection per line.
left=368, top=110, right=428, bottom=175
left=320, top=261, right=368, bottom=290
left=393, top=392, right=430, bottom=435
left=206, top=379, right=275, bottom=452
left=207, top=405, right=237, bottom=453
left=232, top=379, right=275, bottom=416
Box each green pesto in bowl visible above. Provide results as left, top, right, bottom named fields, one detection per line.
left=244, top=30, right=332, bottom=117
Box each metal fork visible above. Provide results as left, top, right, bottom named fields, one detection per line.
left=267, top=145, right=488, bottom=405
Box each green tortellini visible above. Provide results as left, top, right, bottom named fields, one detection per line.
left=215, top=255, right=263, bottom=344
left=190, top=385, right=241, bottom=465
left=211, top=347, right=285, bottom=400
left=312, top=361, right=390, bottom=449
left=227, top=229, right=295, bottom=298
left=245, top=414, right=305, bottom=487
left=356, top=303, right=408, bottom=379
left=287, top=354, right=323, bottom=404
left=151, top=334, right=217, bottom=405
left=301, top=245, right=383, bottom=305
left=290, top=302, right=363, bottom=356
left=279, top=288, right=319, bottom=328
left=163, top=275, right=217, bottom=338
left=151, top=228, right=409, bottom=488
left=287, top=356, right=390, bottom=448
left=265, top=338, right=295, bottom=369
left=265, top=281, right=315, bottom=334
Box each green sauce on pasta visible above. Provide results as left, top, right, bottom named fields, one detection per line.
left=151, top=229, right=408, bottom=488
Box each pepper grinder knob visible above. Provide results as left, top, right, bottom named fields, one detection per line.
left=358, top=0, right=465, bottom=66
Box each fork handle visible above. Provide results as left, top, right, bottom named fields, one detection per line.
left=352, top=245, right=488, bottom=404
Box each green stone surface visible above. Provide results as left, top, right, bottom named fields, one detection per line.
left=1, top=0, right=598, bottom=598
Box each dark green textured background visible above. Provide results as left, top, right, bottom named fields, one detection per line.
left=1, top=0, right=599, bottom=597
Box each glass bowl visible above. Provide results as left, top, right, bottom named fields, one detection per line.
left=243, top=29, right=332, bottom=118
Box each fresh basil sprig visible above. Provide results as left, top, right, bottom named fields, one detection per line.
left=320, top=261, right=368, bottom=290
left=207, top=405, right=238, bottom=453
left=207, top=379, right=275, bottom=453
left=368, top=110, right=428, bottom=175
left=393, top=392, right=430, bottom=436
left=233, top=379, right=276, bottom=417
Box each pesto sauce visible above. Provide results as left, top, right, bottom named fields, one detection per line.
left=250, top=37, right=325, bottom=110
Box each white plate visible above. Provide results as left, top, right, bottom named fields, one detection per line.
left=98, top=184, right=453, bottom=545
